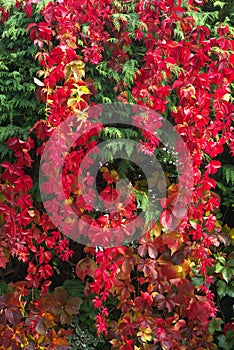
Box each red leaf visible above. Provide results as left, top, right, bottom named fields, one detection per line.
left=160, top=209, right=172, bottom=229
left=23, top=3, right=32, bottom=17
left=188, top=298, right=213, bottom=325
left=205, top=160, right=221, bottom=175
left=26, top=22, right=37, bottom=34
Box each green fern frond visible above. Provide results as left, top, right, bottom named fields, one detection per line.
left=222, top=164, right=234, bottom=186
left=96, top=62, right=108, bottom=77
left=117, top=159, right=135, bottom=178
left=135, top=190, right=148, bottom=212
left=103, top=127, right=123, bottom=139
left=213, top=1, right=225, bottom=9
left=186, top=9, right=219, bottom=27
left=122, top=59, right=138, bottom=87
left=174, top=22, right=185, bottom=41
left=34, top=0, right=55, bottom=14
left=111, top=11, right=144, bottom=34
left=166, top=63, right=186, bottom=78
left=0, top=0, right=16, bottom=10
left=113, top=0, right=137, bottom=14
left=96, top=62, right=121, bottom=82
left=0, top=125, right=29, bottom=141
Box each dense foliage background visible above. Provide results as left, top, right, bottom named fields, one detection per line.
left=0, top=0, right=233, bottom=349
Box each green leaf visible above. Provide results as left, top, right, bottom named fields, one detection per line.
left=0, top=281, right=9, bottom=295
left=208, top=318, right=223, bottom=335
left=189, top=219, right=198, bottom=229
left=216, top=181, right=228, bottom=193
left=227, top=286, right=234, bottom=298
left=222, top=268, right=233, bottom=283
left=228, top=259, right=234, bottom=267
left=191, top=276, right=204, bottom=287
left=215, top=262, right=224, bottom=273
left=217, top=280, right=227, bottom=299
left=218, top=335, right=227, bottom=349
left=217, top=256, right=226, bottom=265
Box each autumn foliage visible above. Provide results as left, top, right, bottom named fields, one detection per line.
left=0, top=0, right=233, bottom=349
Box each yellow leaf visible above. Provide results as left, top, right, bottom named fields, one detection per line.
left=229, top=228, right=234, bottom=239
left=64, top=197, right=74, bottom=205
left=150, top=222, right=162, bottom=237
left=42, top=312, right=55, bottom=328
left=79, top=85, right=90, bottom=94
left=137, top=327, right=152, bottom=342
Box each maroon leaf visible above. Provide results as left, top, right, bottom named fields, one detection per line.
left=171, top=251, right=184, bottom=265
left=138, top=244, right=147, bottom=257
left=5, top=309, right=22, bottom=326
left=148, top=245, right=158, bottom=259
left=65, top=297, right=82, bottom=315
left=53, top=287, right=67, bottom=305
left=35, top=317, right=47, bottom=335
left=60, top=310, right=71, bottom=325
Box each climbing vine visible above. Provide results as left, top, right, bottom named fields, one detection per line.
left=0, top=0, right=233, bottom=349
